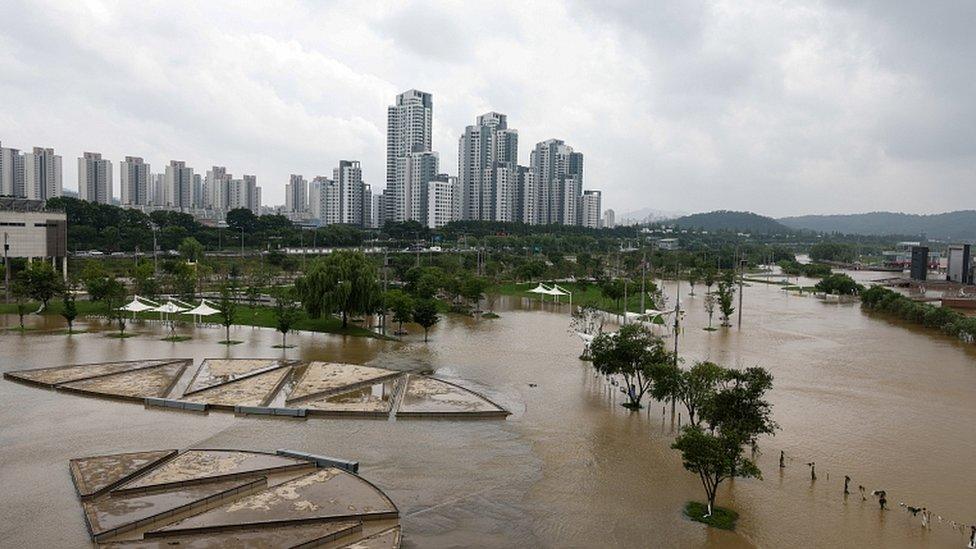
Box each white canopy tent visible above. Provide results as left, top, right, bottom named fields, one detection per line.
left=181, top=299, right=222, bottom=325
left=151, top=301, right=187, bottom=314
left=119, top=295, right=158, bottom=313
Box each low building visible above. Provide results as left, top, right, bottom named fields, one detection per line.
left=0, top=197, right=68, bottom=279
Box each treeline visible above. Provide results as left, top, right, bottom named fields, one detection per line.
left=861, top=286, right=976, bottom=342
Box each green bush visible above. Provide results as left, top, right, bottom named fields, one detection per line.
left=861, top=285, right=975, bottom=343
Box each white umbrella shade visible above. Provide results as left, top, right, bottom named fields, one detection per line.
left=150, top=301, right=188, bottom=314
left=527, top=284, right=551, bottom=294
left=546, top=285, right=569, bottom=296
left=182, top=300, right=221, bottom=317
left=119, top=296, right=156, bottom=313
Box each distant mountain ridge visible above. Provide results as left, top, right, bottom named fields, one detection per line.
left=670, top=210, right=790, bottom=234
left=779, top=211, right=976, bottom=241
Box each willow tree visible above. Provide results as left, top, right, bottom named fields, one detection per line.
left=297, top=251, right=380, bottom=329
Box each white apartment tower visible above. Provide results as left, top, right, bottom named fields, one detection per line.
left=603, top=209, right=615, bottom=229
left=23, top=147, right=62, bottom=201
left=204, top=166, right=230, bottom=210
left=580, top=190, right=602, bottom=228
left=285, top=174, right=308, bottom=213
left=120, top=156, right=150, bottom=206
left=164, top=160, right=194, bottom=210
left=426, top=174, right=461, bottom=229
left=458, top=112, right=518, bottom=221
left=386, top=89, right=433, bottom=222
left=309, top=176, right=328, bottom=220
left=77, top=152, right=113, bottom=204
left=530, top=139, right=583, bottom=225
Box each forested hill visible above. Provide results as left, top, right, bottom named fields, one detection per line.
left=778, top=211, right=976, bottom=240
left=671, top=211, right=792, bottom=234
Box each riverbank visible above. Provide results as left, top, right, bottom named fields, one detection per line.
left=0, top=300, right=384, bottom=339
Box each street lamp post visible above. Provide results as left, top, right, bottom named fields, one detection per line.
left=240, top=227, right=245, bottom=258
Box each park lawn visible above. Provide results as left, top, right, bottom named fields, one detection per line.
left=0, top=301, right=385, bottom=339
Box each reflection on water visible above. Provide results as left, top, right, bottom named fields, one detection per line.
left=1, top=280, right=975, bottom=548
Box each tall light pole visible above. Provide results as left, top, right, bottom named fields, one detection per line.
left=3, top=232, right=9, bottom=303
left=149, top=223, right=159, bottom=276
left=240, top=227, right=245, bottom=258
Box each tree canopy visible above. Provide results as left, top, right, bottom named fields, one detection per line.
left=296, top=251, right=380, bottom=328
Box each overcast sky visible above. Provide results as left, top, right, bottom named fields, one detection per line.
left=1, top=0, right=973, bottom=217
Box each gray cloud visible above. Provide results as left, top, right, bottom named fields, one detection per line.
left=0, top=0, right=972, bottom=216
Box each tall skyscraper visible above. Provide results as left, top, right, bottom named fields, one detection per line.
left=226, top=175, right=261, bottom=214
left=386, top=90, right=433, bottom=222
left=150, top=173, right=165, bottom=206
left=392, top=151, right=438, bottom=223
left=120, top=156, right=150, bottom=206
left=0, top=143, right=25, bottom=197
left=458, top=112, right=518, bottom=221
left=285, top=174, right=308, bottom=213
left=309, top=176, right=329, bottom=220
left=77, top=152, right=113, bottom=204
left=334, top=160, right=366, bottom=226
left=164, top=160, right=194, bottom=209
left=23, top=147, right=62, bottom=201
left=580, top=190, right=602, bottom=228
left=602, top=208, right=615, bottom=229
left=192, top=173, right=204, bottom=208
left=530, top=139, right=583, bottom=225
left=514, top=166, right=537, bottom=224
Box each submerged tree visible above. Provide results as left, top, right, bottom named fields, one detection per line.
left=589, top=323, right=673, bottom=409
left=703, top=293, right=717, bottom=330
left=671, top=365, right=777, bottom=518
left=60, top=279, right=79, bottom=333
left=412, top=298, right=440, bottom=342
left=716, top=279, right=736, bottom=327
left=21, top=261, right=62, bottom=311
left=650, top=361, right=725, bottom=426
left=102, top=277, right=128, bottom=336
left=271, top=287, right=303, bottom=348
left=385, top=289, right=414, bottom=335
left=11, top=277, right=30, bottom=330
left=217, top=279, right=239, bottom=343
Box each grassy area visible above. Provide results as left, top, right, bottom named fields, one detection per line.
left=0, top=300, right=385, bottom=339
left=684, top=501, right=738, bottom=530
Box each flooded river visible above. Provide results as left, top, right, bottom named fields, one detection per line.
left=1, top=279, right=975, bottom=548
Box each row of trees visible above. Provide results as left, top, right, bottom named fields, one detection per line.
left=589, top=324, right=776, bottom=517
left=862, top=286, right=976, bottom=342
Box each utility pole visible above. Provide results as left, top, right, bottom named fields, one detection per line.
left=151, top=224, right=159, bottom=276
left=623, top=277, right=628, bottom=325
left=640, top=251, right=646, bottom=314
left=3, top=232, right=9, bottom=303
left=673, top=278, right=680, bottom=365
left=738, top=258, right=745, bottom=329
left=240, top=227, right=245, bottom=258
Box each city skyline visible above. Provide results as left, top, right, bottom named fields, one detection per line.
left=2, top=2, right=973, bottom=217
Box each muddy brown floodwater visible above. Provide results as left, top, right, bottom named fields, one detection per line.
left=1, top=279, right=975, bottom=548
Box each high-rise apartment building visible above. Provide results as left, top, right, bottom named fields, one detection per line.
left=386, top=90, right=433, bottom=223
left=77, top=152, right=113, bottom=204
left=530, top=139, right=583, bottom=225
left=23, top=147, right=62, bottom=201
left=0, top=143, right=25, bottom=197
left=602, top=209, right=615, bottom=229
left=392, top=152, right=438, bottom=223
left=204, top=166, right=230, bottom=210
left=458, top=112, right=518, bottom=221
left=163, top=160, right=194, bottom=209
left=426, top=174, right=461, bottom=228
left=120, top=156, right=150, bottom=206
left=514, top=166, right=537, bottom=224
left=309, top=176, right=329, bottom=220
left=333, top=160, right=366, bottom=226
left=150, top=173, right=165, bottom=206
left=226, top=175, right=261, bottom=214
left=580, top=190, right=602, bottom=228
left=285, top=174, right=308, bottom=213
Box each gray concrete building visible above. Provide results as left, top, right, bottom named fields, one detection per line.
left=120, top=156, right=150, bottom=206
left=285, top=174, right=308, bottom=213
left=78, top=152, right=113, bottom=204
left=580, top=189, right=602, bottom=229
left=163, top=160, right=194, bottom=210
left=530, top=139, right=583, bottom=225
left=1, top=143, right=25, bottom=197
left=426, top=174, right=461, bottom=228
left=1, top=197, right=68, bottom=284
left=334, top=160, right=366, bottom=227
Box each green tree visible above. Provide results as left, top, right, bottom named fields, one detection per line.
left=589, top=323, right=673, bottom=409
left=272, top=287, right=303, bottom=348
left=172, top=261, right=196, bottom=301
left=132, top=261, right=159, bottom=299
left=688, top=268, right=700, bottom=296
left=21, top=261, right=63, bottom=309
left=102, top=277, right=128, bottom=336
left=178, top=236, right=204, bottom=262
left=814, top=273, right=863, bottom=295
left=297, top=251, right=380, bottom=329
left=385, top=289, right=414, bottom=335
left=412, top=298, right=440, bottom=342
left=671, top=366, right=776, bottom=518
left=11, top=277, right=30, bottom=330
left=461, top=275, right=489, bottom=311
left=716, top=278, right=736, bottom=327
left=217, top=279, right=239, bottom=343
left=60, top=279, right=79, bottom=333
left=600, top=278, right=625, bottom=312
left=650, top=361, right=725, bottom=426
left=703, top=293, right=717, bottom=330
